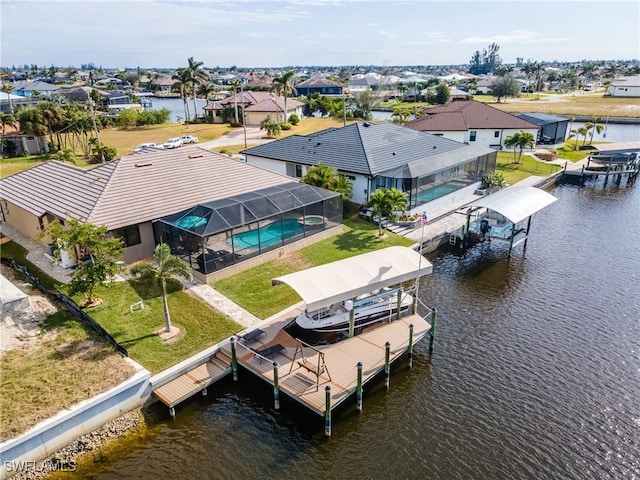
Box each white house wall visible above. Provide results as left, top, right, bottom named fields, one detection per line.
left=244, top=155, right=289, bottom=175
left=608, top=85, right=640, bottom=97
left=429, top=128, right=538, bottom=149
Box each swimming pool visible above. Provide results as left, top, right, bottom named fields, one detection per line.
left=227, top=219, right=304, bottom=250
left=416, top=180, right=468, bottom=203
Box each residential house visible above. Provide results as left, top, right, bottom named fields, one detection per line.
left=295, top=78, right=343, bottom=96
left=405, top=99, right=539, bottom=150
left=12, top=80, right=58, bottom=98
left=203, top=91, right=304, bottom=125
left=607, top=75, right=640, bottom=97
left=0, top=148, right=341, bottom=281
left=1, top=125, right=49, bottom=156
left=242, top=122, right=497, bottom=213
left=516, top=113, right=569, bottom=145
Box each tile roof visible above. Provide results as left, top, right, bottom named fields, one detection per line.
left=296, top=78, right=341, bottom=87
left=405, top=99, right=539, bottom=132
left=244, top=97, right=304, bottom=112
left=243, top=122, right=494, bottom=177
left=0, top=148, right=295, bottom=230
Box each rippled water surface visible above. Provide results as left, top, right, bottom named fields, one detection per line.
left=84, top=182, right=639, bottom=480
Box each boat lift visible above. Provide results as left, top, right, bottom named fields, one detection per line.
left=459, top=186, right=558, bottom=255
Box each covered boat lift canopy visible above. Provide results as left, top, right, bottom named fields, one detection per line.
left=272, top=246, right=433, bottom=312
left=462, top=186, right=557, bottom=254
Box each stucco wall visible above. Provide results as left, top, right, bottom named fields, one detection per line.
left=1, top=201, right=41, bottom=240
left=121, top=222, right=156, bottom=264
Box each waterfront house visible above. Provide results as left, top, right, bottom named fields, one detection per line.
left=12, top=80, right=58, bottom=98
left=242, top=122, right=496, bottom=212
left=404, top=99, right=539, bottom=150
left=203, top=91, right=304, bottom=125
left=606, top=75, right=640, bottom=97
left=0, top=148, right=341, bottom=281
left=295, top=78, right=343, bottom=96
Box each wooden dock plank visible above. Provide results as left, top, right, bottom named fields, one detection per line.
left=154, top=360, right=230, bottom=408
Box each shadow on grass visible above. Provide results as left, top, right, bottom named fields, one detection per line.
left=119, top=333, right=158, bottom=346
left=127, top=277, right=183, bottom=301
left=331, top=228, right=386, bottom=252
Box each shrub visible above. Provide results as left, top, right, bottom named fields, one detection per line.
left=230, top=121, right=242, bottom=128
left=481, top=171, right=507, bottom=189
left=280, top=122, right=292, bottom=130
left=288, top=113, right=300, bottom=125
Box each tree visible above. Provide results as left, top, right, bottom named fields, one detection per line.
left=172, top=67, right=191, bottom=121
left=197, top=82, right=215, bottom=101
left=351, top=88, right=378, bottom=120
left=366, top=188, right=407, bottom=237
left=469, top=43, right=502, bottom=74
left=1, top=83, right=15, bottom=113
left=504, top=130, right=535, bottom=164
left=259, top=116, right=281, bottom=138
left=490, top=74, right=520, bottom=102
left=0, top=112, right=16, bottom=136
left=130, top=244, right=191, bottom=333
left=44, top=219, right=124, bottom=306
left=586, top=117, right=605, bottom=145
left=302, top=162, right=352, bottom=202
left=272, top=70, right=296, bottom=122
left=229, top=79, right=242, bottom=123
left=187, top=57, right=208, bottom=119
left=434, top=82, right=450, bottom=104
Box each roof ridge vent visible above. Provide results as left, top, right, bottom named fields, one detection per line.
left=135, top=162, right=152, bottom=168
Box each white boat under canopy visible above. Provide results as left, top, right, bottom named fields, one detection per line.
left=272, top=246, right=433, bottom=313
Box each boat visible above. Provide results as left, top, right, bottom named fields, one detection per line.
left=295, top=288, right=414, bottom=332
left=590, top=151, right=638, bottom=166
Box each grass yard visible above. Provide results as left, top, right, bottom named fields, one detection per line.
left=0, top=289, right=135, bottom=442
left=0, top=241, right=60, bottom=290
left=213, top=216, right=414, bottom=319
left=83, top=278, right=242, bottom=373
left=1, top=154, right=55, bottom=178
left=496, top=151, right=561, bottom=185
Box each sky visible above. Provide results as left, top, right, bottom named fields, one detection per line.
left=1, top=0, right=639, bottom=69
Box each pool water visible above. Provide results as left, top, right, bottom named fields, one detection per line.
left=416, top=180, right=468, bottom=203
left=175, top=215, right=207, bottom=229
left=227, top=219, right=304, bottom=250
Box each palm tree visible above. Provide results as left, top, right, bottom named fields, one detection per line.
left=1, top=83, right=15, bottom=113
left=580, top=61, right=599, bottom=91
left=367, top=188, right=394, bottom=237
left=272, top=70, right=296, bottom=122
left=229, top=79, right=242, bottom=123
left=130, top=243, right=191, bottom=333
left=259, top=116, right=281, bottom=138
left=504, top=130, right=535, bottom=164
left=197, top=82, right=215, bottom=101
left=386, top=187, right=409, bottom=220
left=172, top=67, right=191, bottom=121
left=586, top=117, right=605, bottom=145
left=187, top=57, right=208, bottom=119
left=302, top=162, right=336, bottom=188
left=567, top=127, right=588, bottom=151
left=0, top=112, right=16, bottom=136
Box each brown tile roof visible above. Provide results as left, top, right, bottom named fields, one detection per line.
left=0, top=148, right=295, bottom=230
left=405, top=99, right=539, bottom=132
left=296, top=77, right=340, bottom=87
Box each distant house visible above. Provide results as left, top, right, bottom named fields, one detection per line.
left=56, top=86, right=108, bottom=103
left=516, top=113, right=569, bottom=145
left=607, top=75, right=640, bottom=97
left=295, top=78, right=343, bottom=96
left=12, top=80, right=58, bottom=98
left=405, top=99, right=539, bottom=150
left=1, top=129, right=48, bottom=156
left=242, top=122, right=497, bottom=213
left=0, top=148, right=341, bottom=280
left=203, top=91, right=304, bottom=125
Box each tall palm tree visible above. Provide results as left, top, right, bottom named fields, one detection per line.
left=580, top=61, right=599, bottom=91
left=229, top=79, right=242, bottom=123
left=1, top=83, right=15, bottom=113
left=272, top=70, right=296, bottom=122
left=586, top=117, right=605, bottom=145
left=187, top=57, right=208, bottom=119
left=172, top=67, right=191, bottom=121
left=505, top=130, right=535, bottom=164
left=197, top=82, right=215, bottom=101
left=130, top=244, right=191, bottom=333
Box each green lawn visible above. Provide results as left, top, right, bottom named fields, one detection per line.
left=496, top=151, right=562, bottom=184
left=213, top=216, right=414, bottom=319
left=82, top=278, right=242, bottom=373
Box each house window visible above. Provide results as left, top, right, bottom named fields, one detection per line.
left=494, top=131, right=500, bottom=138
left=114, top=225, right=141, bottom=247
left=470, top=131, right=477, bottom=142
left=295, top=164, right=303, bottom=178
left=286, top=163, right=304, bottom=178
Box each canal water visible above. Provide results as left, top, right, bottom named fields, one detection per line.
left=75, top=180, right=638, bottom=479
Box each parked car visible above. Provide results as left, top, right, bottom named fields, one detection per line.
left=179, top=135, right=199, bottom=144
left=163, top=138, right=183, bottom=149
left=133, top=142, right=158, bottom=152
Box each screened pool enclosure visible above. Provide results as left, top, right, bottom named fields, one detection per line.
left=155, top=182, right=342, bottom=275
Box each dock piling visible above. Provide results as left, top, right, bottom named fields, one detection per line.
left=430, top=308, right=437, bottom=351
left=408, top=324, right=414, bottom=368
left=356, top=362, right=363, bottom=411
left=324, top=386, right=332, bottom=436
left=169, top=407, right=175, bottom=418
left=202, top=387, right=207, bottom=397
left=273, top=361, right=280, bottom=410
left=230, top=337, right=238, bottom=381
left=396, top=290, right=402, bottom=320
left=384, top=342, right=391, bottom=389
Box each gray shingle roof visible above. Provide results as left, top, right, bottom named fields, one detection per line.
left=0, top=148, right=296, bottom=230
left=243, top=122, right=495, bottom=177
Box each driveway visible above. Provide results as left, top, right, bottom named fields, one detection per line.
left=199, top=126, right=275, bottom=149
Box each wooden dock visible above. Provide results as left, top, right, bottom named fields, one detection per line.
left=153, top=351, right=232, bottom=410
left=227, top=312, right=432, bottom=416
